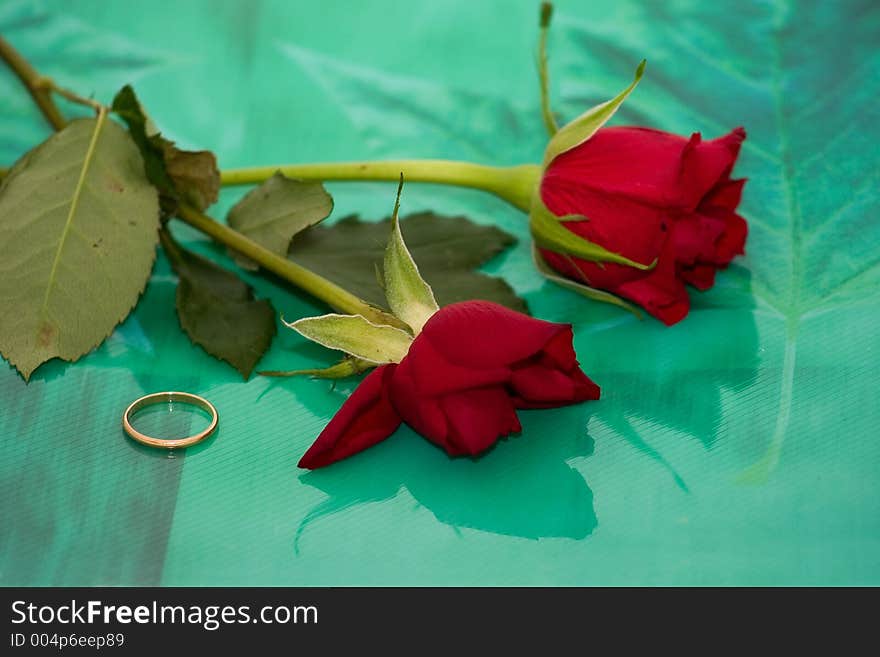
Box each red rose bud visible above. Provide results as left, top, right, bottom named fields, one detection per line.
left=298, top=300, right=599, bottom=469
left=538, top=126, right=748, bottom=325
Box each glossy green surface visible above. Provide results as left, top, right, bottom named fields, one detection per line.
left=1, top=0, right=878, bottom=585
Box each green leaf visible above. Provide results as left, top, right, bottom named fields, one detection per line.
left=290, top=213, right=528, bottom=314
left=383, top=180, right=438, bottom=333
left=542, top=59, right=645, bottom=167
left=111, top=85, right=177, bottom=200
left=160, top=229, right=276, bottom=379
left=227, top=172, right=332, bottom=271
left=159, top=141, right=220, bottom=212
left=0, top=115, right=159, bottom=380
left=285, top=314, right=412, bottom=364
left=111, top=85, right=220, bottom=213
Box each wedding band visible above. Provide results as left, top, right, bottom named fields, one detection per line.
left=123, top=391, right=218, bottom=449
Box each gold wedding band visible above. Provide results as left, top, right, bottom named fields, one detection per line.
left=123, top=391, right=218, bottom=449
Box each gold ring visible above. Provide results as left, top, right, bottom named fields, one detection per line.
left=123, top=391, right=218, bottom=449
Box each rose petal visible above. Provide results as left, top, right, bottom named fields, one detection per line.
left=395, top=334, right=508, bottom=397
left=298, top=365, right=401, bottom=469
left=671, top=212, right=728, bottom=266
left=701, top=178, right=746, bottom=212
left=543, top=126, right=691, bottom=207
left=679, top=263, right=717, bottom=290
left=713, top=211, right=748, bottom=264
left=510, top=362, right=600, bottom=408
left=680, top=128, right=746, bottom=209
left=534, top=325, right=578, bottom=370
left=539, top=188, right=668, bottom=279
left=617, top=276, right=690, bottom=325
left=673, top=206, right=747, bottom=276
left=613, top=239, right=691, bottom=325
left=543, top=228, right=690, bottom=325
left=387, top=303, right=600, bottom=455
left=388, top=358, right=454, bottom=442
left=715, top=127, right=747, bottom=177
left=417, top=301, right=572, bottom=370
left=537, top=124, right=747, bottom=324
left=438, top=387, right=522, bottom=456
left=542, top=228, right=689, bottom=325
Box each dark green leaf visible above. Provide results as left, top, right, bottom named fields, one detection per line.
left=112, top=85, right=219, bottom=214
left=160, top=230, right=276, bottom=379
left=159, top=141, right=220, bottom=212
left=0, top=116, right=159, bottom=380
left=227, top=172, right=332, bottom=270
left=289, top=213, right=528, bottom=314
left=110, top=85, right=176, bottom=202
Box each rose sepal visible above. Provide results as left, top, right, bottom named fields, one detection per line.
left=529, top=196, right=656, bottom=270
left=383, top=176, right=439, bottom=334
left=259, top=356, right=372, bottom=379
left=531, top=245, right=642, bottom=317
left=542, top=59, right=646, bottom=167
left=284, top=313, right=413, bottom=364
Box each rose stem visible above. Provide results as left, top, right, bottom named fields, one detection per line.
left=0, top=36, right=66, bottom=130
left=538, top=2, right=559, bottom=137
left=220, top=161, right=540, bottom=213
left=0, top=36, right=403, bottom=328
left=175, top=204, right=405, bottom=328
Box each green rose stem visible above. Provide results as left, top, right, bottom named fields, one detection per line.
left=0, top=36, right=406, bottom=332
left=220, top=161, right=541, bottom=213
left=175, top=204, right=406, bottom=329
left=538, top=1, right=559, bottom=137
left=0, top=36, right=66, bottom=131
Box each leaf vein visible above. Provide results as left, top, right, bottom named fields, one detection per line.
left=39, top=111, right=108, bottom=323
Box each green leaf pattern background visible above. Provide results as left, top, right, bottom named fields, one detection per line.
left=1, top=0, right=878, bottom=584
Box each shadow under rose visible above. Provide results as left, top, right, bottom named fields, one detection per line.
left=523, top=263, right=761, bottom=492
left=589, top=279, right=761, bottom=490
left=294, top=404, right=597, bottom=552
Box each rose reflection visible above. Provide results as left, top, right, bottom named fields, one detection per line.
left=590, top=274, right=761, bottom=490
left=294, top=404, right=597, bottom=552
left=292, top=289, right=761, bottom=551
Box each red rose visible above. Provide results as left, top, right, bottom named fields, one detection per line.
left=298, top=300, right=599, bottom=469
left=539, top=126, right=748, bottom=325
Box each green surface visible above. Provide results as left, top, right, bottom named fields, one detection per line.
left=1, top=0, right=878, bottom=585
